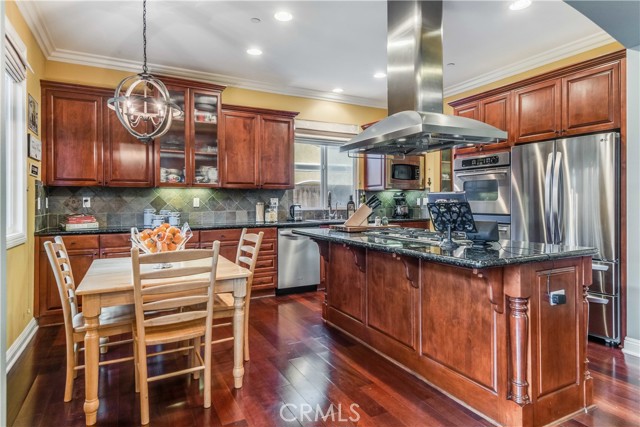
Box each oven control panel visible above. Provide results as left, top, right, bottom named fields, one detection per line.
left=454, top=151, right=510, bottom=170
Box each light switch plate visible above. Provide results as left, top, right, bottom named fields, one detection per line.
left=193, top=197, right=200, bottom=208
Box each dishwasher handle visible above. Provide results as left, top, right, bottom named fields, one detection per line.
left=279, top=229, right=308, bottom=239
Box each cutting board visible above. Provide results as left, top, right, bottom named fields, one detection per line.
left=329, top=224, right=401, bottom=233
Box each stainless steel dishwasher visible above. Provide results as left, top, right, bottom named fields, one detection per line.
left=277, top=229, right=320, bottom=295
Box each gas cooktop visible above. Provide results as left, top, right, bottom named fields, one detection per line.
left=364, top=227, right=443, bottom=245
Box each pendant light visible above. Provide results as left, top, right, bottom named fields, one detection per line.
left=107, top=0, right=182, bottom=143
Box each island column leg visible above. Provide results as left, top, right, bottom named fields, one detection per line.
left=83, top=294, right=101, bottom=425
left=582, top=283, right=593, bottom=407
left=509, top=296, right=530, bottom=406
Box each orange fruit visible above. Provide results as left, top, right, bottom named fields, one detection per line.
left=160, top=242, right=168, bottom=252
left=168, top=243, right=177, bottom=251
left=144, top=239, right=154, bottom=249
left=173, top=234, right=184, bottom=244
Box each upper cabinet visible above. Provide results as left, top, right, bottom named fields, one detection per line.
left=43, top=81, right=153, bottom=187
left=42, top=78, right=224, bottom=188
left=452, top=92, right=512, bottom=156
left=155, top=77, right=225, bottom=187
left=220, top=105, right=298, bottom=189
left=450, top=51, right=624, bottom=155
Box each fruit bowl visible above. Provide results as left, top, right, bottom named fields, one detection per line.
left=131, top=223, right=193, bottom=268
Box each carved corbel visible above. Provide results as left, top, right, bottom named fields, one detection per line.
left=343, top=244, right=366, bottom=273
left=393, top=253, right=419, bottom=288
left=473, top=268, right=504, bottom=314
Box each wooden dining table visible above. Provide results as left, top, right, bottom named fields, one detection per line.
left=76, top=255, right=252, bottom=426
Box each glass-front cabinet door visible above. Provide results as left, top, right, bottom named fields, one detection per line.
left=157, top=86, right=188, bottom=186
left=191, top=90, right=219, bottom=186
left=440, top=149, right=452, bottom=191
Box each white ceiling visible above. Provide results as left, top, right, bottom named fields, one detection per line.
left=18, top=0, right=615, bottom=108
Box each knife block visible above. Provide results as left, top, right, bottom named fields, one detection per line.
left=343, top=204, right=372, bottom=227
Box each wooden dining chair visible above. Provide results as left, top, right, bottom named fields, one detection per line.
left=44, top=236, right=134, bottom=402
left=212, top=228, right=264, bottom=361
left=131, top=243, right=220, bottom=426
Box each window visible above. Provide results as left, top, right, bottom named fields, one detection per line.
left=294, top=141, right=355, bottom=209
left=3, top=21, right=28, bottom=248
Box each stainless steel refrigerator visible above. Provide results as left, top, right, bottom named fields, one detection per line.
left=511, top=132, right=620, bottom=344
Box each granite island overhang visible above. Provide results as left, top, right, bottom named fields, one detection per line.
left=293, top=228, right=598, bottom=427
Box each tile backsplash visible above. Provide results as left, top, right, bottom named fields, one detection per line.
left=36, top=186, right=429, bottom=230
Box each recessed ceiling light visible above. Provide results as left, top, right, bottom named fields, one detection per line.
left=250, top=17, right=261, bottom=24
left=374, top=72, right=386, bottom=79
left=446, top=62, right=455, bottom=67
left=274, top=11, right=293, bottom=22
left=509, top=0, right=531, bottom=11
left=332, top=88, right=344, bottom=93
left=246, top=48, right=263, bottom=56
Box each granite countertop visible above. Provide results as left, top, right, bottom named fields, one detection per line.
left=34, top=217, right=430, bottom=236
left=291, top=228, right=597, bottom=269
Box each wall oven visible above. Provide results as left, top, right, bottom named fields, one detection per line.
left=385, top=156, right=425, bottom=190
left=453, top=151, right=511, bottom=218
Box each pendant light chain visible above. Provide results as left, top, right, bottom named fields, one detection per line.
left=142, top=0, right=148, bottom=74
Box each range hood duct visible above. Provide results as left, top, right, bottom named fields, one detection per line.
left=341, top=0, right=507, bottom=155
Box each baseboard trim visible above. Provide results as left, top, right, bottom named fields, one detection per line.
left=622, top=337, right=640, bottom=358
left=6, top=318, right=38, bottom=373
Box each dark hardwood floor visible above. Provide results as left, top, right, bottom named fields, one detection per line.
left=8, top=291, right=640, bottom=426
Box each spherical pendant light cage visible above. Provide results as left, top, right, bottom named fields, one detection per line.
left=107, top=0, right=182, bottom=143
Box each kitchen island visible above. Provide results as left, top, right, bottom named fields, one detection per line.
left=293, top=228, right=597, bottom=427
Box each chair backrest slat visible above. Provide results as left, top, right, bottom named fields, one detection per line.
left=44, top=237, right=79, bottom=337
left=140, top=265, right=212, bottom=281
left=142, top=295, right=210, bottom=312
left=234, top=229, right=264, bottom=277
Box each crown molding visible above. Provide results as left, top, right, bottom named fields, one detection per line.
left=15, top=0, right=55, bottom=57
left=47, top=48, right=386, bottom=109
left=444, top=31, right=615, bottom=98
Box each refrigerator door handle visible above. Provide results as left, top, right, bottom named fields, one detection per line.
left=592, top=264, right=610, bottom=272
left=586, top=294, right=610, bottom=305
left=544, top=152, right=554, bottom=243
left=552, top=151, right=563, bottom=243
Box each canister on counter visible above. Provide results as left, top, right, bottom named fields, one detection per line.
left=143, top=208, right=156, bottom=228
left=256, top=202, right=265, bottom=223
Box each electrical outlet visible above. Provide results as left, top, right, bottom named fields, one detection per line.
left=45, top=197, right=49, bottom=209
left=193, top=197, right=200, bottom=208
left=82, top=197, right=91, bottom=208
left=549, top=289, right=566, bottom=306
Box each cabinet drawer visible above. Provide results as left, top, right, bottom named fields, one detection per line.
left=252, top=272, right=277, bottom=290
left=200, top=228, right=242, bottom=243
left=258, top=238, right=277, bottom=255
left=99, top=233, right=131, bottom=248
left=253, top=227, right=277, bottom=239
left=39, top=235, right=99, bottom=250
left=255, top=255, right=276, bottom=273
left=100, top=249, right=131, bottom=259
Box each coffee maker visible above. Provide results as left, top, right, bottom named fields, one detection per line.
left=393, top=192, right=410, bottom=218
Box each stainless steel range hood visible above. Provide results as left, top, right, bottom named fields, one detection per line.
left=341, top=0, right=507, bottom=155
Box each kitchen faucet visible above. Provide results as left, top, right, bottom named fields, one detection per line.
left=326, top=191, right=336, bottom=219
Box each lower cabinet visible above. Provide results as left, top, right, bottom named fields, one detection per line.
left=35, top=228, right=279, bottom=325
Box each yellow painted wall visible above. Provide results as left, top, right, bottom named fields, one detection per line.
left=5, top=0, right=46, bottom=347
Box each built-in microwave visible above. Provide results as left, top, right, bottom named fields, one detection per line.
left=385, top=156, right=425, bottom=190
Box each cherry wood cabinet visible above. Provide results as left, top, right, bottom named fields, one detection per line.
left=561, top=61, right=620, bottom=136
left=449, top=51, right=624, bottom=154
left=154, top=77, right=225, bottom=187
left=43, top=86, right=104, bottom=186
left=452, top=92, right=512, bottom=156
left=512, top=79, right=562, bottom=143
left=42, top=81, right=154, bottom=187
left=220, top=105, right=298, bottom=189
left=35, top=235, right=99, bottom=325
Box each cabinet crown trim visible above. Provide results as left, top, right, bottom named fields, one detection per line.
left=222, top=104, right=299, bottom=118
left=449, top=50, right=625, bottom=108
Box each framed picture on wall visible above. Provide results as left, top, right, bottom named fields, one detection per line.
left=28, top=94, right=39, bottom=135
left=28, top=134, right=42, bottom=161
